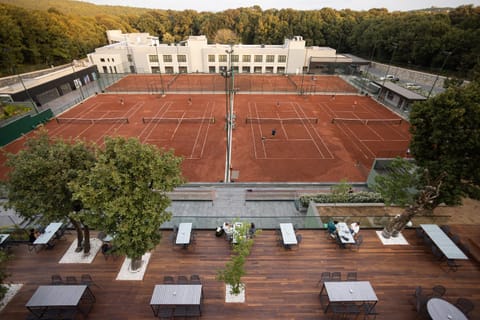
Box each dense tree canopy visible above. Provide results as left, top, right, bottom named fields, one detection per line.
left=4, top=131, right=96, bottom=252
left=409, top=81, right=480, bottom=205
left=69, top=137, right=184, bottom=269
left=0, top=0, right=478, bottom=78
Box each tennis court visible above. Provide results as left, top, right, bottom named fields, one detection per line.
left=0, top=75, right=410, bottom=183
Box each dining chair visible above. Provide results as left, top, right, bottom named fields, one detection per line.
left=190, top=274, right=201, bottom=284
left=65, top=276, right=78, bottom=285
left=455, top=298, right=474, bottom=316
left=351, top=235, right=363, bottom=251
left=81, top=274, right=100, bottom=288
left=317, top=272, right=331, bottom=287
left=363, top=302, right=379, bottom=320
left=331, top=272, right=341, bottom=281
left=440, top=225, right=451, bottom=236
left=157, top=306, right=175, bottom=319
left=431, top=245, right=445, bottom=261
left=431, top=285, right=446, bottom=297
left=51, top=274, right=63, bottom=285
left=163, top=275, right=175, bottom=284
left=177, top=275, right=189, bottom=284
left=346, top=272, right=357, bottom=281
left=450, top=234, right=461, bottom=245
left=445, top=259, right=459, bottom=272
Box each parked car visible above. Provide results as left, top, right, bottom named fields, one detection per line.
left=380, top=74, right=399, bottom=82
left=405, top=82, right=422, bottom=90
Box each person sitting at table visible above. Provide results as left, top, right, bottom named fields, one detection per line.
left=223, top=222, right=233, bottom=240
left=350, top=221, right=361, bottom=238
left=29, top=228, right=38, bottom=243
left=248, top=222, right=257, bottom=238
left=327, top=220, right=338, bottom=239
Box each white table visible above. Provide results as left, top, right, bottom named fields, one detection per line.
left=321, top=281, right=378, bottom=313
left=280, top=223, right=298, bottom=246
left=176, top=223, right=193, bottom=246
left=427, top=298, right=468, bottom=320
left=0, top=233, right=10, bottom=246
left=150, top=284, right=202, bottom=317
left=421, top=224, right=468, bottom=260
left=34, top=222, right=63, bottom=245
left=26, top=285, right=95, bottom=318
left=336, top=222, right=356, bottom=244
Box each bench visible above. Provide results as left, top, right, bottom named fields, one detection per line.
left=244, top=189, right=299, bottom=201
left=166, top=189, right=215, bottom=202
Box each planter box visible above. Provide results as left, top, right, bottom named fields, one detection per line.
left=225, top=284, right=245, bottom=303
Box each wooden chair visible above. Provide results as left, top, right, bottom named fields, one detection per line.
left=51, top=274, right=63, bottom=285
left=331, top=272, right=341, bottom=281
left=317, top=272, right=331, bottom=287
left=346, top=272, right=357, bottom=281
left=177, top=275, right=189, bottom=284
left=65, top=276, right=78, bottom=285
left=163, top=276, right=175, bottom=284
left=431, top=285, right=446, bottom=297
left=190, top=274, right=201, bottom=284
left=351, top=235, right=363, bottom=251
left=455, top=298, right=474, bottom=316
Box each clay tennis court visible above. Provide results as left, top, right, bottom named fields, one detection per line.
left=0, top=75, right=410, bottom=183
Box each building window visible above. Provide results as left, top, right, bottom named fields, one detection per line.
left=219, top=55, right=227, bottom=62
left=149, top=55, right=159, bottom=63
left=242, top=66, right=250, bottom=73
left=278, top=55, right=287, bottom=63
left=254, top=55, right=263, bottom=63
left=112, top=58, right=115, bottom=62
left=102, top=66, right=108, bottom=73
left=277, top=66, right=285, bottom=74
left=266, top=55, right=274, bottom=63
left=127, top=54, right=133, bottom=62
left=209, top=66, right=216, bottom=73
left=208, top=55, right=215, bottom=62
left=179, top=66, right=188, bottom=73
left=177, top=55, right=187, bottom=63
left=254, top=66, right=262, bottom=73
left=242, top=55, right=251, bottom=62
left=163, top=55, right=172, bottom=63
left=265, top=66, right=274, bottom=73
left=100, top=58, right=105, bottom=62
left=232, top=66, right=239, bottom=73
left=165, top=66, right=174, bottom=73
left=232, top=55, right=239, bottom=63
left=151, top=66, right=160, bottom=74
left=387, top=91, right=394, bottom=100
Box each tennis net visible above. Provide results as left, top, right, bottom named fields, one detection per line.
left=142, top=117, right=216, bottom=124
left=245, top=117, right=318, bottom=124
left=56, top=117, right=129, bottom=124
left=331, top=118, right=402, bottom=125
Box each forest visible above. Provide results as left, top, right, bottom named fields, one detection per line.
left=0, top=0, right=479, bottom=79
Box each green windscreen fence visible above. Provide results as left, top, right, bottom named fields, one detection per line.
left=0, top=109, right=54, bottom=147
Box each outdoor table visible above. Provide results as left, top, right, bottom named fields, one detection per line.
left=26, top=285, right=96, bottom=319
left=320, top=281, right=378, bottom=314
left=280, top=223, right=298, bottom=246
left=176, top=222, right=193, bottom=246
left=427, top=298, right=468, bottom=320
left=0, top=233, right=10, bottom=246
left=336, top=222, right=355, bottom=244
left=34, top=222, right=63, bottom=246
left=150, top=284, right=202, bottom=317
left=421, top=224, right=468, bottom=260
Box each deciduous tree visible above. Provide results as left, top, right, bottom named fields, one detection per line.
left=70, top=137, right=184, bottom=270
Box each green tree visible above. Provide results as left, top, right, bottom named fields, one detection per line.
left=409, top=81, right=480, bottom=204
left=374, top=157, right=420, bottom=207
left=217, top=221, right=257, bottom=295
left=330, top=179, right=352, bottom=203
left=4, top=131, right=96, bottom=253
left=70, top=137, right=184, bottom=270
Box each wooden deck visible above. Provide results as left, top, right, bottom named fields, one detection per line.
left=2, top=225, right=479, bottom=320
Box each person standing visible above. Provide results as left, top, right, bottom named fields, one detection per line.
left=271, top=128, right=276, bottom=136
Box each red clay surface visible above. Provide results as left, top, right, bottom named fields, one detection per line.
left=0, top=75, right=410, bottom=183
left=105, top=74, right=357, bottom=93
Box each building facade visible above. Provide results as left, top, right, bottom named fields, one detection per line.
left=88, top=30, right=366, bottom=75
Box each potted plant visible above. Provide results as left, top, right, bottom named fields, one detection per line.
left=217, top=221, right=257, bottom=303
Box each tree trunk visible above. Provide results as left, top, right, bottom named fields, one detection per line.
left=83, top=225, right=90, bottom=254
left=69, top=218, right=84, bottom=252
left=130, top=256, right=143, bottom=271
left=382, top=172, right=444, bottom=238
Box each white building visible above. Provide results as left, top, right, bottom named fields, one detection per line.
left=88, top=30, right=365, bottom=75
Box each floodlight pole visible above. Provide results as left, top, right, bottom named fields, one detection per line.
left=71, top=61, right=85, bottom=101
left=154, top=43, right=165, bottom=95
left=222, top=46, right=234, bottom=183
left=382, top=43, right=398, bottom=87
left=427, top=51, right=452, bottom=99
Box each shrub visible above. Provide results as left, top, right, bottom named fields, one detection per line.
left=299, top=191, right=384, bottom=207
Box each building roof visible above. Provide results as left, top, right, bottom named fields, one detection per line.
left=374, top=80, right=427, bottom=100
left=310, top=54, right=370, bottom=65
